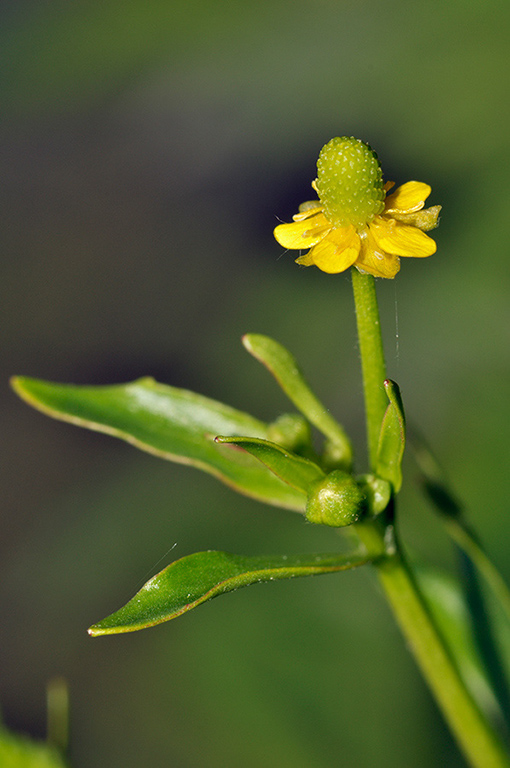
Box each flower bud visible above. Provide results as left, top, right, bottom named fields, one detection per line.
left=321, top=437, right=353, bottom=473
left=357, top=474, right=392, bottom=516
left=266, top=413, right=312, bottom=455
left=306, top=470, right=367, bottom=527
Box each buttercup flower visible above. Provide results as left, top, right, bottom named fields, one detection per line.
left=274, top=137, right=441, bottom=279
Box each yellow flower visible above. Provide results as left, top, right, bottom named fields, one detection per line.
left=274, top=137, right=441, bottom=279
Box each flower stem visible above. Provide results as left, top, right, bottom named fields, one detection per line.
left=350, top=268, right=388, bottom=470
left=351, top=268, right=510, bottom=767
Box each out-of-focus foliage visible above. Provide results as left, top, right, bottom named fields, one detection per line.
left=2, top=1, right=510, bottom=767
left=0, top=728, right=67, bottom=768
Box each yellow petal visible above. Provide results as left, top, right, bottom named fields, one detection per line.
left=309, top=226, right=360, bottom=274
left=274, top=213, right=332, bottom=249
left=370, top=218, right=437, bottom=258
left=389, top=204, right=441, bottom=232
left=355, top=257, right=400, bottom=279
left=384, top=181, right=431, bottom=214
left=295, top=252, right=314, bottom=266
left=355, top=228, right=400, bottom=279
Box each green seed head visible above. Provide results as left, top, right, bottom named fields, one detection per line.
left=315, top=137, right=385, bottom=229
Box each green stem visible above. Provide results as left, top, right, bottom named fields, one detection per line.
left=351, top=269, right=510, bottom=767
left=351, top=269, right=388, bottom=470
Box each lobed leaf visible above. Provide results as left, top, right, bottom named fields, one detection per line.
left=11, top=376, right=306, bottom=511
left=88, top=549, right=371, bottom=635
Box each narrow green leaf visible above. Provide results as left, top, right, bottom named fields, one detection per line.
left=411, top=430, right=510, bottom=625
left=11, top=376, right=305, bottom=511
left=376, top=379, right=405, bottom=492
left=242, top=334, right=353, bottom=470
left=445, top=521, right=510, bottom=629
left=416, top=566, right=509, bottom=733
left=215, top=436, right=325, bottom=493
left=411, top=430, right=510, bottom=731
left=88, top=550, right=371, bottom=635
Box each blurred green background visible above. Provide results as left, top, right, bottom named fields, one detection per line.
left=1, top=1, right=509, bottom=766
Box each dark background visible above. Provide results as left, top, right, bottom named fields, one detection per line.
left=1, top=1, right=509, bottom=766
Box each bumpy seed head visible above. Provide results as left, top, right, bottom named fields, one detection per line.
left=315, top=137, right=385, bottom=229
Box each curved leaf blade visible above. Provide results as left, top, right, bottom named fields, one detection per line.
left=11, top=376, right=305, bottom=511
left=242, top=334, right=353, bottom=470
left=88, top=550, right=371, bottom=635
left=215, top=436, right=325, bottom=493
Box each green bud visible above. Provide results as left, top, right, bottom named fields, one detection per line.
left=306, top=470, right=366, bottom=528
left=357, top=474, right=392, bottom=516
left=266, top=413, right=313, bottom=455
left=321, top=437, right=353, bottom=473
